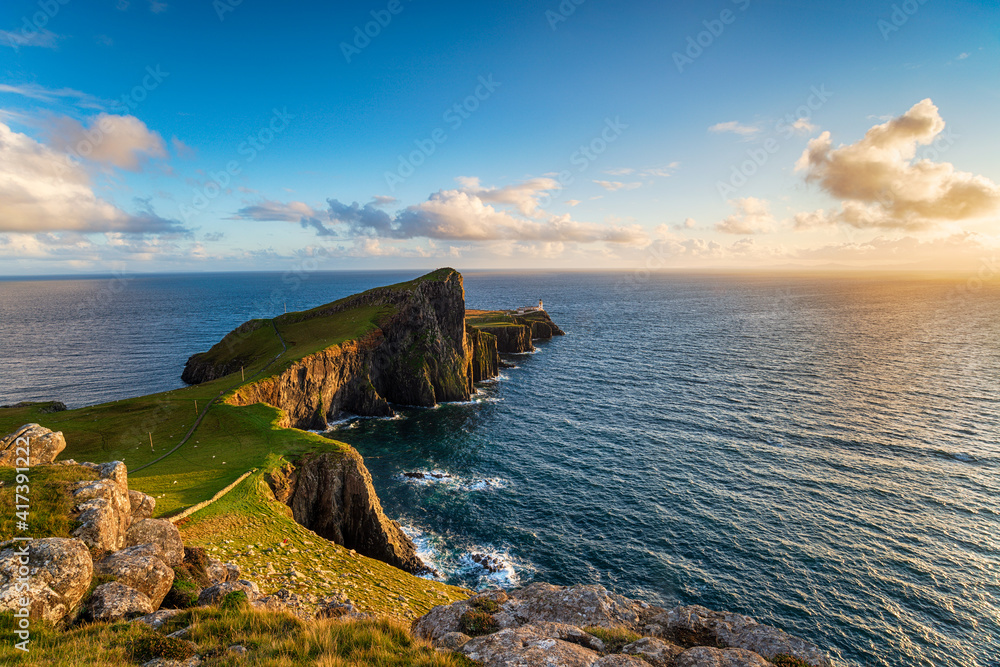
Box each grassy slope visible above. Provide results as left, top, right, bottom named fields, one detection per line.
left=0, top=608, right=475, bottom=666
left=0, top=269, right=469, bottom=618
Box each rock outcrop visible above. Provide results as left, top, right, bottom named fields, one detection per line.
left=0, top=453, right=244, bottom=626
left=267, top=451, right=424, bottom=574
left=414, top=584, right=834, bottom=667
left=0, top=538, right=93, bottom=622
left=88, top=581, right=155, bottom=621
left=71, top=461, right=132, bottom=552
left=95, top=546, right=175, bottom=608
left=0, top=423, right=66, bottom=466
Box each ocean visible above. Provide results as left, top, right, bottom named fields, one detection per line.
left=1, top=270, right=997, bottom=667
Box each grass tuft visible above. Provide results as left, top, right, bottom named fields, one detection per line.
left=458, top=609, right=499, bottom=637
left=583, top=626, right=641, bottom=654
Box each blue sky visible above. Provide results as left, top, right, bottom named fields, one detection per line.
left=1, top=0, right=998, bottom=274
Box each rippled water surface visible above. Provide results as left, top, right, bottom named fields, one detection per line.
left=2, top=271, right=998, bottom=666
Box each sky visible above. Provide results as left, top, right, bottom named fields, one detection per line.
left=0, top=0, right=998, bottom=275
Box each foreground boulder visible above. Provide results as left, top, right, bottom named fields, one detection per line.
left=0, top=538, right=92, bottom=623
left=125, top=519, right=184, bottom=567
left=88, top=581, right=154, bottom=621
left=0, top=423, right=66, bottom=466
left=95, top=546, right=175, bottom=608
left=414, top=584, right=835, bottom=667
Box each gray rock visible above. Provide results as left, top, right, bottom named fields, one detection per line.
left=436, top=632, right=473, bottom=651
left=674, top=646, right=772, bottom=667
left=622, top=636, right=685, bottom=665
left=133, top=609, right=184, bottom=630
left=89, top=581, right=155, bottom=621
left=460, top=625, right=602, bottom=667
left=0, top=424, right=66, bottom=466
left=197, top=579, right=261, bottom=606
left=126, top=519, right=184, bottom=567
left=129, top=490, right=156, bottom=520
left=594, top=656, right=650, bottom=667
left=206, top=558, right=240, bottom=584
left=498, top=583, right=643, bottom=630
left=96, top=546, right=174, bottom=608
left=0, top=537, right=93, bottom=623
left=656, top=606, right=833, bottom=667
left=72, top=463, right=131, bottom=551
left=141, top=658, right=201, bottom=667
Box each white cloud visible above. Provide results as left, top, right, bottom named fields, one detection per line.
left=0, top=120, right=183, bottom=234
left=565, top=199, right=581, bottom=207
left=251, top=178, right=651, bottom=246
left=796, top=99, right=1000, bottom=230
left=709, top=121, right=760, bottom=138
left=45, top=113, right=167, bottom=171
left=0, top=83, right=107, bottom=109
left=0, top=29, right=59, bottom=49
left=594, top=180, right=642, bottom=192
left=716, top=197, right=777, bottom=234
left=791, top=118, right=816, bottom=134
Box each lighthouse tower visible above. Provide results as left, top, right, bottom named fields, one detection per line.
left=538, top=299, right=543, bottom=310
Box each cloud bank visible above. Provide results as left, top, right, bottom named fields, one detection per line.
left=795, top=98, right=1000, bottom=230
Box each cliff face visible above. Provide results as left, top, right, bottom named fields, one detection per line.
left=267, top=451, right=425, bottom=574
left=188, top=269, right=481, bottom=430
left=466, top=325, right=498, bottom=382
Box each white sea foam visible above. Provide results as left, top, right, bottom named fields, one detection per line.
left=396, top=469, right=510, bottom=492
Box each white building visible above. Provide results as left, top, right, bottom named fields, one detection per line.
left=514, top=300, right=544, bottom=315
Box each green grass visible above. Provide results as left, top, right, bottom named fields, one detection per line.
left=0, top=608, right=477, bottom=666
left=177, top=468, right=469, bottom=622
left=465, top=310, right=519, bottom=328
left=583, top=626, right=641, bottom=654
left=0, top=465, right=96, bottom=540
